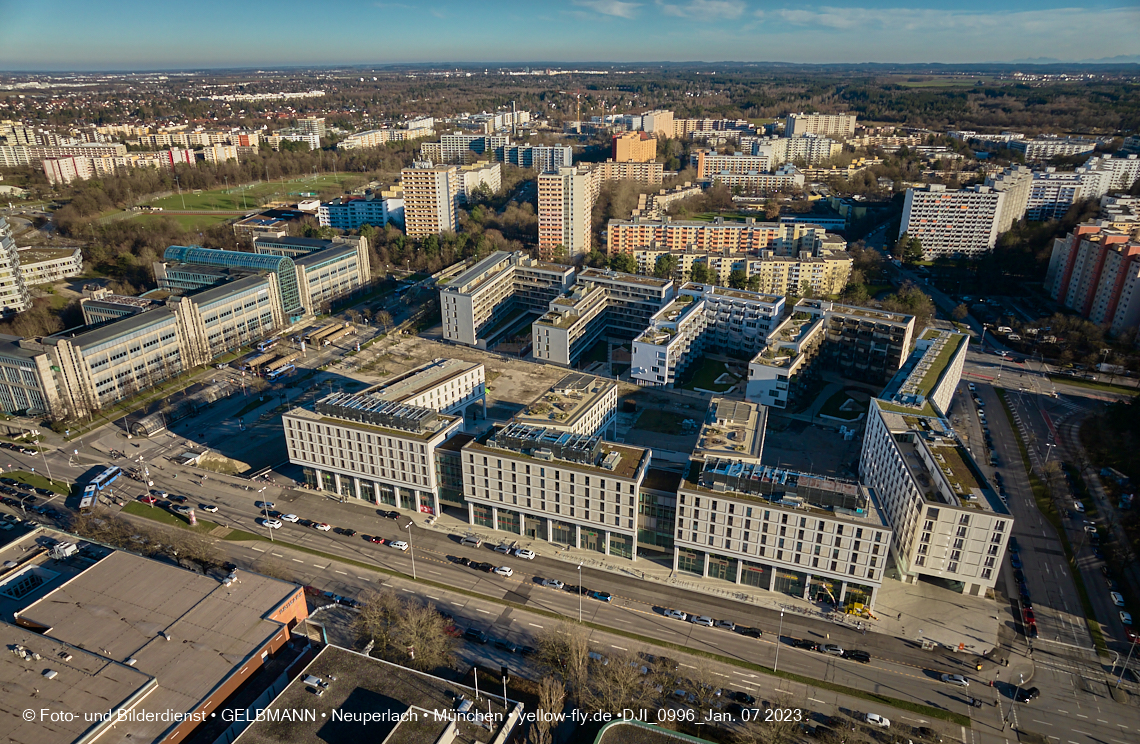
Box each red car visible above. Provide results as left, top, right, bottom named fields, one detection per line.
left=140, top=495, right=158, bottom=504
left=1126, top=629, right=1139, bottom=643
left=366, top=536, right=384, bottom=544
left=1023, top=608, right=1036, bottom=623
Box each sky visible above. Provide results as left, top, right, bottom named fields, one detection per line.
left=1, top=0, right=1138, bottom=70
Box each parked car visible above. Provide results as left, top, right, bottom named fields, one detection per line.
left=821, top=644, right=844, bottom=656
left=140, top=495, right=158, bottom=504
left=1072, top=501, right=1086, bottom=513
left=730, top=691, right=756, bottom=704
left=389, top=540, right=409, bottom=551
left=690, top=616, right=714, bottom=627
left=1008, top=537, right=1019, bottom=552
left=589, top=591, right=612, bottom=602
left=200, top=504, right=219, bottom=513
left=493, top=637, right=519, bottom=653
left=367, top=536, right=384, bottom=544
left=493, top=544, right=513, bottom=554
left=1121, top=611, right=1134, bottom=626
left=260, top=518, right=282, bottom=529
left=844, top=650, right=871, bottom=663
left=281, top=513, right=299, bottom=523
left=1010, top=554, right=1023, bottom=569
left=792, top=638, right=819, bottom=651
left=541, top=578, right=565, bottom=590
left=715, top=619, right=736, bottom=631
left=255, top=501, right=274, bottom=509
left=865, top=713, right=890, bottom=728
left=492, top=566, right=513, bottom=577
left=514, top=548, right=535, bottom=560
left=382, top=510, right=400, bottom=520
left=941, top=673, right=969, bottom=687
left=168, top=494, right=187, bottom=503
left=739, top=627, right=763, bottom=638
left=463, top=628, right=488, bottom=644
left=663, top=609, right=688, bottom=621
left=1023, top=608, right=1036, bottom=623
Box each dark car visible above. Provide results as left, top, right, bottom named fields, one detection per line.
left=1014, top=686, right=1040, bottom=703
left=341, top=529, right=357, bottom=537
left=730, top=691, right=756, bottom=704
left=382, top=510, right=400, bottom=520
left=726, top=703, right=745, bottom=719
left=1102, top=565, right=1113, bottom=577
left=472, top=562, right=494, bottom=572
left=168, top=494, right=187, bottom=503
left=0, top=478, right=17, bottom=486
left=34, top=488, right=53, bottom=496
left=792, top=638, right=819, bottom=651
left=1026, top=622, right=1038, bottom=638
left=843, top=649, right=871, bottom=663
left=1013, top=569, right=1025, bottom=583
left=1010, top=554, right=1023, bottom=569
left=739, top=627, right=763, bottom=638
left=463, top=627, right=488, bottom=644
left=1008, top=537, right=1019, bottom=552
left=493, top=637, right=519, bottom=653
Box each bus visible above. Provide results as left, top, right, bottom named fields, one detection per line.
left=266, top=363, right=294, bottom=381
left=256, top=339, right=278, bottom=353
left=80, top=465, right=122, bottom=512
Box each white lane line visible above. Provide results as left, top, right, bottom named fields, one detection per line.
left=311, top=563, right=323, bottom=567
left=272, top=553, right=284, bottom=557
left=476, top=608, right=492, bottom=614
left=1033, top=720, right=1052, bottom=726
left=292, top=559, right=304, bottom=563
left=428, top=570, right=441, bottom=575
left=251, top=547, right=265, bottom=552
left=1076, top=714, right=1088, bottom=719
left=1098, top=719, right=1109, bottom=724
left=359, top=577, right=371, bottom=581
left=610, top=645, right=628, bottom=651
left=774, top=689, right=793, bottom=695
left=334, top=570, right=347, bottom=575
left=528, top=623, right=544, bottom=628
left=680, top=663, right=696, bottom=669
left=714, top=672, right=730, bottom=678
left=808, top=698, right=826, bottom=704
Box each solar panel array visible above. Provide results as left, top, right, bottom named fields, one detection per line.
left=492, top=422, right=602, bottom=465
left=316, top=392, right=438, bottom=433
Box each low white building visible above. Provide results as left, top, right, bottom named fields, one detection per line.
left=17, top=246, right=83, bottom=286
left=365, top=358, right=486, bottom=430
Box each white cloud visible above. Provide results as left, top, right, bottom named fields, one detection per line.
left=756, top=5, right=1139, bottom=36
left=572, top=0, right=643, bottom=19
left=659, top=0, right=745, bottom=19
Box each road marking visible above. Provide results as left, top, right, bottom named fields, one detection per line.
left=680, top=663, right=695, bottom=669
left=311, top=563, right=323, bottom=567
left=476, top=609, right=492, bottom=614
left=428, top=570, right=441, bottom=575
left=808, top=698, right=826, bottom=704
left=714, top=672, right=729, bottom=678
left=610, top=645, right=627, bottom=650
left=334, top=570, right=347, bottom=575
left=1098, top=719, right=1109, bottom=724
left=359, top=577, right=371, bottom=581
left=427, top=596, right=441, bottom=601
left=1076, top=714, right=1088, bottom=718
left=251, top=547, right=265, bottom=552
left=272, top=553, right=283, bottom=557
left=528, top=623, right=544, bottom=628
left=292, top=559, right=304, bottom=563
left=1033, top=720, right=1052, bottom=726
left=774, top=689, right=793, bottom=695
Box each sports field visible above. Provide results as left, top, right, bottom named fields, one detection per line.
left=131, top=213, right=235, bottom=230
left=147, top=173, right=358, bottom=212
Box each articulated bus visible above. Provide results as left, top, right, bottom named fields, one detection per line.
left=256, top=339, right=278, bottom=353
left=79, top=465, right=123, bottom=512
left=266, top=363, right=295, bottom=381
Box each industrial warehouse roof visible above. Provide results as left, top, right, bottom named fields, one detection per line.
left=15, top=549, right=301, bottom=743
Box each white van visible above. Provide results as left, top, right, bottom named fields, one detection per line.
left=460, top=535, right=482, bottom=548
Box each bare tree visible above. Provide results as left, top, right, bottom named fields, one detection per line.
left=649, top=655, right=683, bottom=709
left=355, top=588, right=402, bottom=654
left=374, top=310, right=393, bottom=334
left=734, top=695, right=800, bottom=744
left=686, top=659, right=724, bottom=719
left=584, top=647, right=653, bottom=715
left=529, top=677, right=565, bottom=744
left=534, top=622, right=591, bottom=703
left=392, top=600, right=457, bottom=671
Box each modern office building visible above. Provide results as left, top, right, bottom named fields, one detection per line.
left=15, top=246, right=83, bottom=286
left=510, top=373, right=619, bottom=438
left=401, top=163, right=460, bottom=237
left=1044, top=222, right=1140, bottom=335
left=0, top=217, right=30, bottom=315
left=860, top=332, right=1012, bottom=596
left=365, top=357, right=486, bottom=427
left=631, top=283, right=784, bottom=388
left=461, top=421, right=651, bottom=559
left=318, top=194, right=404, bottom=230
left=1010, top=137, right=1097, bottom=161
left=538, top=166, right=599, bottom=260
left=79, top=287, right=158, bottom=325
left=292, top=240, right=372, bottom=315
left=748, top=299, right=915, bottom=410
left=252, top=234, right=369, bottom=260
left=900, top=184, right=1006, bottom=258
left=440, top=251, right=575, bottom=347
left=674, top=398, right=890, bottom=608
left=531, top=269, right=674, bottom=366
left=284, top=392, right=464, bottom=515
left=612, top=131, right=657, bottom=162
left=0, top=333, right=60, bottom=415
left=157, top=245, right=302, bottom=319
left=785, top=113, right=857, bottom=139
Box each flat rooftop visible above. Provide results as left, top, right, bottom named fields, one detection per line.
left=17, top=246, right=79, bottom=263
left=693, top=398, right=767, bottom=463
left=445, top=251, right=514, bottom=294
left=365, top=358, right=483, bottom=405
left=288, top=404, right=460, bottom=441
left=469, top=429, right=648, bottom=481
left=880, top=329, right=968, bottom=413
left=579, top=267, right=672, bottom=289
left=511, top=373, right=616, bottom=432
left=236, top=645, right=517, bottom=744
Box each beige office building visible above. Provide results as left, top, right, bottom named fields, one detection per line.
left=785, top=113, right=857, bottom=139
left=612, top=132, right=657, bottom=162
left=402, top=164, right=460, bottom=237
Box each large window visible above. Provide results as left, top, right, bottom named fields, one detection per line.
left=472, top=503, right=494, bottom=528
left=551, top=520, right=576, bottom=545
left=609, top=533, right=633, bottom=559
left=707, top=553, right=738, bottom=582
left=740, top=561, right=771, bottom=589
left=677, top=548, right=704, bottom=577
left=498, top=509, right=521, bottom=535
left=772, top=568, right=806, bottom=598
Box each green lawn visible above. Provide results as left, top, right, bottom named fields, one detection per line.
left=681, top=358, right=740, bottom=393
left=633, top=409, right=692, bottom=434
left=1048, top=375, right=1139, bottom=395
left=131, top=213, right=235, bottom=230
left=147, top=174, right=360, bottom=212
left=122, top=500, right=221, bottom=533
left=8, top=470, right=72, bottom=496
left=818, top=390, right=865, bottom=420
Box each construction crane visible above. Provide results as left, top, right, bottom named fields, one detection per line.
left=558, top=89, right=583, bottom=131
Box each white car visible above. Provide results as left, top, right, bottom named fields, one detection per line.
left=200, top=504, right=219, bottom=513
left=389, top=540, right=409, bottom=551
left=866, top=713, right=891, bottom=728
left=1111, top=592, right=1126, bottom=607
left=281, top=513, right=299, bottom=523
left=514, top=548, right=536, bottom=560
left=314, top=522, right=331, bottom=531
left=1121, top=611, right=1133, bottom=626
left=260, top=518, right=282, bottom=529
left=1072, top=501, right=1086, bottom=513
left=541, top=578, right=565, bottom=589
left=690, top=615, right=714, bottom=627
left=493, top=566, right=513, bottom=577
left=967, top=383, right=976, bottom=392
left=940, top=673, right=970, bottom=687
left=664, top=609, right=688, bottom=621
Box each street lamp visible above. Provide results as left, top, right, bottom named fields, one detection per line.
left=773, top=610, right=785, bottom=672
left=407, top=522, right=416, bottom=580
left=577, top=564, right=583, bottom=623
left=1044, top=443, right=1057, bottom=465
left=1117, top=639, right=1138, bottom=690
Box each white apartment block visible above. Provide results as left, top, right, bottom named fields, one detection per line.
left=16, top=247, right=83, bottom=286
left=461, top=422, right=651, bottom=560
left=675, top=398, right=889, bottom=608
left=700, top=164, right=805, bottom=193
left=501, top=143, right=573, bottom=172
left=201, top=143, right=238, bottom=163
left=456, top=161, right=502, bottom=204
left=984, top=165, right=1033, bottom=232
left=608, top=216, right=833, bottom=257
left=284, top=394, right=463, bottom=515
left=640, top=110, right=675, bottom=138
left=510, top=373, right=618, bottom=439
left=338, top=126, right=434, bottom=150
left=363, top=358, right=486, bottom=430
left=695, top=150, right=772, bottom=178
left=860, top=380, right=1011, bottom=597
left=267, top=132, right=321, bottom=151
left=900, top=184, right=1006, bottom=258
left=1010, top=137, right=1097, bottom=161
left=440, top=251, right=575, bottom=347
left=538, top=166, right=600, bottom=260
left=401, top=163, right=460, bottom=237
left=532, top=269, right=674, bottom=366
left=0, top=217, right=30, bottom=316
left=785, top=113, right=857, bottom=139
left=631, top=283, right=784, bottom=388
left=749, top=136, right=843, bottom=167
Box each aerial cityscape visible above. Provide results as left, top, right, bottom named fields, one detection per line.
left=1, top=6, right=1139, bottom=744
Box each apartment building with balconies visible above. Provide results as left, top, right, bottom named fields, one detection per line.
left=1045, top=222, right=1140, bottom=335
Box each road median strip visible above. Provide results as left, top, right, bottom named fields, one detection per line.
left=119, top=502, right=970, bottom=727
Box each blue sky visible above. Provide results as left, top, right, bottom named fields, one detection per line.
left=2, top=1, right=1138, bottom=70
